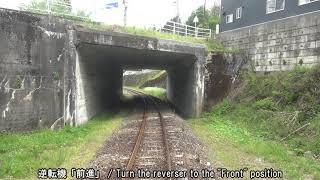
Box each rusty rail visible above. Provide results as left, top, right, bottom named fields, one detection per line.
left=125, top=91, right=147, bottom=170
left=124, top=88, right=171, bottom=171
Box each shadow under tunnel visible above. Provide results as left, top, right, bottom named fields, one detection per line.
left=75, top=43, right=198, bottom=124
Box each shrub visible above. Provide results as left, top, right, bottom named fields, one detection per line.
left=211, top=100, right=233, bottom=116
left=252, top=97, right=277, bottom=111
left=208, top=65, right=320, bottom=155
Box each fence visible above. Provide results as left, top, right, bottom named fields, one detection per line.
left=160, top=21, right=212, bottom=38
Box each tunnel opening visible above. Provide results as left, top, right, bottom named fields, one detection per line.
left=122, top=69, right=167, bottom=97
left=121, top=68, right=169, bottom=114
left=74, top=43, right=198, bottom=125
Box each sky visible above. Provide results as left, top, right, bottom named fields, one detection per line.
left=0, top=0, right=220, bottom=27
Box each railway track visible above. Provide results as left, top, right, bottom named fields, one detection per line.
left=88, top=88, right=215, bottom=179
left=124, top=88, right=172, bottom=172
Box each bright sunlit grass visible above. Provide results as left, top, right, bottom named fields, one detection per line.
left=124, top=86, right=167, bottom=100
left=141, top=87, right=167, bottom=100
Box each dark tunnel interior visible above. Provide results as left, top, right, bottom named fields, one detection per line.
left=75, top=43, right=198, bottom=123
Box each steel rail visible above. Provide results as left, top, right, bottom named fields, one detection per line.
left=124, top=88, right=172, bottom=171
left=125, top=90, right=148, bottom=170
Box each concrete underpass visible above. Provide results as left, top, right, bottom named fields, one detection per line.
left=73, top=29, right=207, bottom=125
left=0, top=8, right=207, bottom=131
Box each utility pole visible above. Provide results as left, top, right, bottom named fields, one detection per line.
left=123, top=0, right=128, bottom=27
left=177, top=0, right=180, bottom=17
left=173, top=0, right=180, bottom=19
left=204, top=0, right=207, bottom=14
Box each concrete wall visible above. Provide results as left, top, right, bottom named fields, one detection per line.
left=75, top=46, right=123, bottom=125
left=76, top=31, right=207, bottom=118
left=158, top=40, right=207, bottom=118
left=204, top=53, right=246, bottom=109
left=218, top=10, right=320, bottom=72
left=0, top=9, right=71, bottom=131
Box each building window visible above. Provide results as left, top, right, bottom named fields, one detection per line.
left=236, top=7, right=242, bottom=19
left=266, top=0, right=285, bottom=14
left=299, top=0, right=319, bottom=5
left=226, top=14, right=233, bottom=23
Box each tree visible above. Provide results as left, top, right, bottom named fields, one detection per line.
left=170, top=16, right=181, bottom=23
left=21, top=0, right=91, bottom=21
left=162, top=15, right=183, bottom=34
left=186, top=5, right=220, bottom=30
left=210, top=5, right=220, bottom=17
left=22, top=0, right=71, bottom=14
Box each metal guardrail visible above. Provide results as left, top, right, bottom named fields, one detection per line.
left=160, top=20, right=212, bottom=38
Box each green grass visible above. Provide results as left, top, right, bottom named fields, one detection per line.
left=190, top=108, right=320, bottom=179
left=139, top=70, right=167, bottom=88
left=123, top=70, right=163, bottom=87
left=141, top=87, right=167, bottom=99
left=124, top=86, right=167, bottom=100
left=144, top=70, right=167, bottom=83
left=239, top=66, right=320, bottom=154
left=0, top=114, right=123, bottom=179
left=76, top=21, right=225, bottom=52
left=190, top=66, right=320, bottom=179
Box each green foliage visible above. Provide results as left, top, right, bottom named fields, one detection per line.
left=186, top=5, right=220, bottom=30
left=125, top=86, right=167, bottom=100
left=22, top=0, right=71, bottom=14
left=252, top=97, right=277, bottom=111
left=244, top=66, right=320, bottom=120
left=123, top=70, right=163, bottom=87
left=139, top=70, right=167, bottom=88
left=147, top=70, right=167, bottom=82
left=141, top=87, right=167, bottom=100
left=239, top=66, right=320, bottom=148
left=193, top=65, right=320, bottom=178
left=208, top=100, right=233, bottom=116
left=21, top=0, right=92, bottom=21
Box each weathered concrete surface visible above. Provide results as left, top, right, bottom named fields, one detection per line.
left=0, top=8, right=71, bottom=131
left=74, top=29, right=207, bottom=119
left=218, top=10, right=320, bottom=72
left=204, top=53, right=246, bottom=109
left=0, top=8, right=207, bottom=131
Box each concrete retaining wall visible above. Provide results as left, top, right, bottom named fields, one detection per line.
left=218, top=11, right=320, bottom=72
left=0, top=9, right=71, bottom=131
left=204, top=53, right=246, bottom=109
